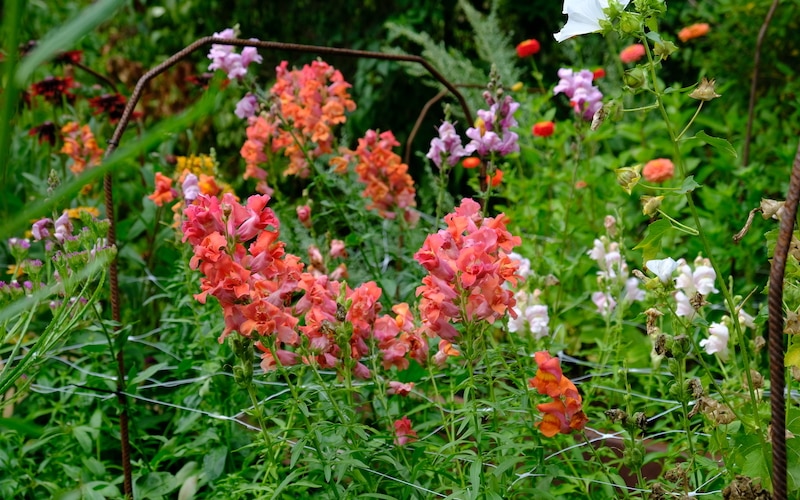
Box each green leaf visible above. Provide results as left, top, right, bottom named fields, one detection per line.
left=685, top=130, right=738, bottom=158
left=786, top=342, right=800, bottom=368
left=202, top=446, right=226, bottom=481
left=633, top=219, right=672, bottom=262
left=677, top=175, right=701, bottom=194
left=15, top=0, right=125, bottom=85
left=134, top=472, right=177, bottom=499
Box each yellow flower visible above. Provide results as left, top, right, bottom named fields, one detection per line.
left=65, top=206, right=101, bottom=219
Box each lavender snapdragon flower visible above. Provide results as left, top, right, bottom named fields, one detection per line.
left=234, top=93, right=259, bottom=119
left=553, top=68, right=603, bottom=121
left=182, top=173, right=201, bottom=203
left=464, top=93, right=520, bottom=158
left=426, top=121, right=467, bottom=168
left=207, top=28, right=263, bottom=80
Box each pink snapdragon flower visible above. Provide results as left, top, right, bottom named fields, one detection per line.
left=553, top=68, right=603, bottom=120
left=234, top=93, right=259, bottom=119
left=700, top=321, right=729, bottom=360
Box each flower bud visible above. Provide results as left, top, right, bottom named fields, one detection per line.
left=623, top=67, right=647, bottom=89
left=616, top=165, right=641, bottom=195
left=641, top=195, right=664, bottom=216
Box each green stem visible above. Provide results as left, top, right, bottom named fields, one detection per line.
left=640, top=34, right=770, bottom=467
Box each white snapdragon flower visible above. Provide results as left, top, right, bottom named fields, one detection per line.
left=699, top=322, right=730, bottom=360
left=525, top=304, right=550, bottom=339
left=508, top=252, right=532, bottom=281
left=646, top=257, right=678, bottom=284
left=624, top=277, right=645, bottom=302
left=554, top=0, right=632, bottom=43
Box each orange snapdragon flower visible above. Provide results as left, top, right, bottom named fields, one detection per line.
left=529, top=351, right=588, bottom=436
left=148, top=172, right=177, bottom=206
left=60, top=122, right=104, bottom=174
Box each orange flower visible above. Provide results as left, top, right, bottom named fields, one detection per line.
left=642, top=158, right=675, bottom=183
left=530, top=351, right=588, bottom=437
left=619, top=44, right=646, bottom=64
left=60, top=122, right=104, bottom=174
left=678, top=23, right=710, bottom=43
left=461, top=157, right=481, bottom=169
left=148, top=172, right=177, bottom=206
left=487, top=169, right=503, bottom=187
left=516, top=39, right=541, bottom=58
left=532, top=121, right=555, bottom=137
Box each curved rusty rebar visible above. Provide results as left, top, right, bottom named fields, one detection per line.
left=768, top=139, right=800, bottom=500
left=742, top=0, right=780, bottom=167
left=100, top=37, right=475, bottom=497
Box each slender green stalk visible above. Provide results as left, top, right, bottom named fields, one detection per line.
left=640, top=36, right=769, bottom=463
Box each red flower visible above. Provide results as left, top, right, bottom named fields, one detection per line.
left=592, top=68, right=606, bottom=80
left=532, top=121, right=555, bottom=137
left=53, top=50, right=83, bottom=65
left=393, top=416, right=417, bottom=446
left=88, top=93, right=136, bottom=124
left=29, top=121, right=57, bottom=146
left=516, top=39, right=541, bottom=58
left=30, top=76, right=77, bottom=105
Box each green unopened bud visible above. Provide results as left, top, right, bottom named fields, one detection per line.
left=623, top=67, right=647, bottom=89
left=616, top=165, right=642, bottom=195
left=624, top=442, right=645, bottom=470
left=619, top=12, right=642, bottom=35
left=233, top=365, right=249, bottom=387
left=671, top=334, right=690, bottom=359
left=653, top=40, right=678, bottom=61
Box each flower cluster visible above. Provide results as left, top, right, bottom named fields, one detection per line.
left=182, top=193, right=385, bottom=378
left=414, top=198, right=522, bottom=341
left=553, top=68, right=603, bottom=121
left=529, top=351, right=588, bottom=437
left=239, top=60, right=357, bottom=183
left=30, top=75, right=77, bottom=105
left=147, top=153, right=231, bottom=226
left=373, top=303, right=428, bottom=371
left=465, top=92, right=520, bottom=158
left=207, top=28, right=262, bottom=80
left=60, top=122, right=104, bottom=174
left=426, top=121, right=467, bottom=169
left=674, top=255, right=717, bottom=318
left=587, top=227, right=644, bottom=315
left=335, top=129, right=419, bottom=225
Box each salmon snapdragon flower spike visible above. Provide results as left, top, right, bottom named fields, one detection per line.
left=333, top=129, right=419, bottom=226
left=529, top=351, right=588, bottom=437
left=60, top=122, right=104, bottom=174
left=414, top=198, right=522, bottom=341
left=182, top=193, right=384, bottom=378
left=678, top=23, right=710, bottom=43
left=238, top=60, right=356, bottom=187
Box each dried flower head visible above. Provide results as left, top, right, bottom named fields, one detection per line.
left=688, top=77, right=721, bottom=101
